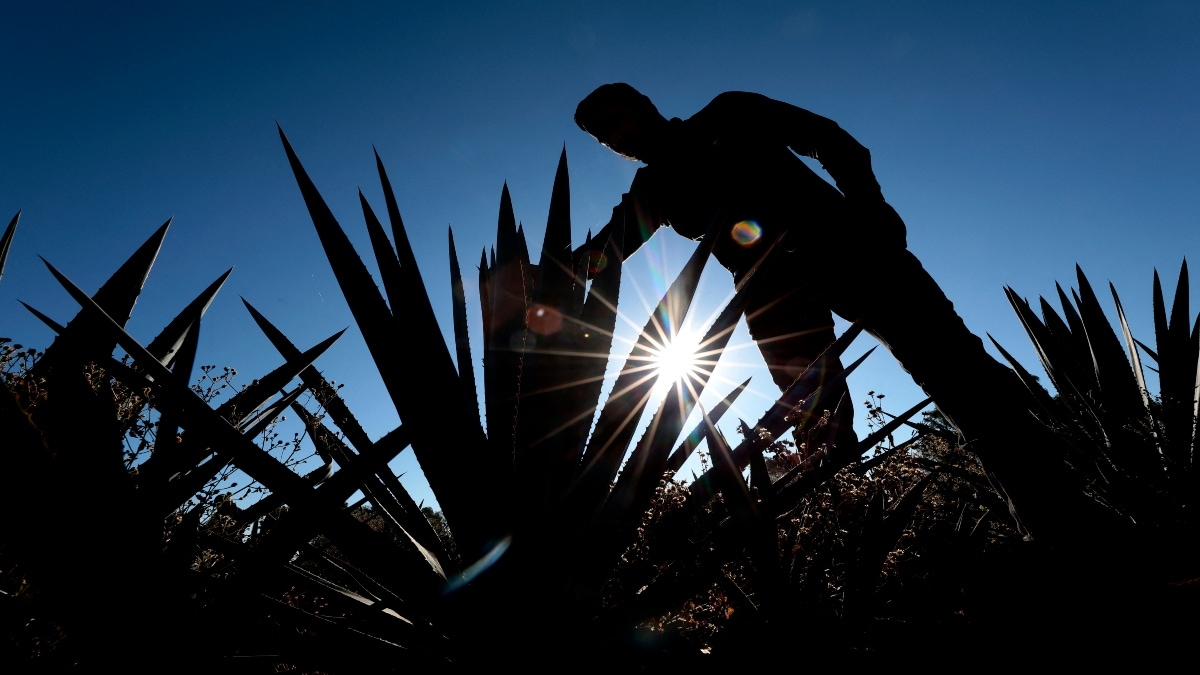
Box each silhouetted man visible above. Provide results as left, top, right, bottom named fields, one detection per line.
left=574, top=83, right=1094, bottom=543
left=574, top=84, right=1027, bottom=460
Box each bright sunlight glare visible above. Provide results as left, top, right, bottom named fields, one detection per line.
left=648, top=328, right=705, bottom=395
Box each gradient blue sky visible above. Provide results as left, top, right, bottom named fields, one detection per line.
left=3, top=2, right=1198, bottom=507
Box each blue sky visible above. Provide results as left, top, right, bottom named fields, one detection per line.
left=3, top=2, right=1198, bottom=507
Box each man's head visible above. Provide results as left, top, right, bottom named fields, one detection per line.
left=575, top=83, right=670, bottom=163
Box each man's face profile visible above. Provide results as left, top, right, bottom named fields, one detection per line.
left=576, top=83, right=666, bottom=163
left=597, top=105, right=650, bottom=162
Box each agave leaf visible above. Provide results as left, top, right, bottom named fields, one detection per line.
left=562, top=216, right=625, bottom=461
left=0, top=210, right=19, bottom=283
left=358, top=189, right=404, bottom=314
left=145, top=269, right=231, bottom=369
left=449, top=228, right=482, bottom=429
left=1003, top=287, right=1093, bottom=415
left=243, top=298, right=445, bottom=559
left=1135, top=338, right=1159, bottom=364
left=1055, top=282, right=1089, bottom=354
left=482, top=183, right=530, bottom=454
left=45, top=259, right=446, bottom=606
left=160, top=385, right=312, bottom=510
left=291, top=404, right=451, bottom=574
left=1108, top=278, right=1156, bottom=415
left=1009, top=286, right=1114, bottom=455
left=516, top=223, right=532, bottom=275
left=854, top=396, right=934, bottom=460
left=1055, top=282, right=1100, bottom=393
left=31, top=219, right=170, bottom=378
left=987, top=335, right=1058, bottom=417
left=241, top=299, right=374, bottom=455
left=1039, top=293, right=1096, bottom=399
left=153, top=312, right=201, bottom=448
left=137, top=327, right=343, bottom=493
left=1169, top=260, right=1190, bottom=347
left=249, top=589, right=416, bottom=661
left=362, top=186, right=469, bottom=398
left=478, top=248, right=492, bottom=346
left=359, top=191, right=484, bottom=439
left=374, top=150, right=424, bottom=290
left=244, top=504, right=446, bottom=615
left=214, top=329, right=344, bottom=426
left=1073, top=267, right=1146, bottom=431
left=19, top=301, right=66, bottom=334
left=572, top=230, right=591, bottom=311
left=700, top=403, right=779, bottom=592
left=280, top=129, right=491, bottom=553
left=746, top=423, right=772, bottom=497
left=238, top=385, right=308, bottom=437
left=511, top=150, right=594, bottom=523
left=858, top=471, right=937, bottom=589
left=769, top=396, right=932, bottom=514
left=853, top=433, right=924, bottom=476
left=493, top=183, right=519, bottom=266
left=601, top=268, right=755, bottom=535
left=688, top=341, right=871, bottom=506
left=377, top=151, right=484, bottom=454
left=284, top=561, right=413, bottom=624
left=164, top=379, right=314, bottom=504
left=666, top=377, right=751, bottom=474
left=280, top=126, right=419, bottom=404
left=280, top=560, right=432, bottom=651
left=533, top=147, right=575, bottom=310
left=573, top=230, right=716, bottom=522
left=77, top=217, right=170, bottom=328
left=1157, top=261, right=1198, bottom=468
left=1192, top=316, right=1200, bottom=466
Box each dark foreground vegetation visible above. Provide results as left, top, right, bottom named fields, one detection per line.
left=1, top=137, right=1197, bottom=671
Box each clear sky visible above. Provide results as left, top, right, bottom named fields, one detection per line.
left=3, top=2, right=1198, bottom=508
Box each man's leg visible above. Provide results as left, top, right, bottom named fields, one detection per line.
left=743, top=270, right=859, bottom=455
left=825, top=241, right=1090, bottom=541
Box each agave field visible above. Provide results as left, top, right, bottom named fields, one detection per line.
left=2, top=131, right=1199, bottom=670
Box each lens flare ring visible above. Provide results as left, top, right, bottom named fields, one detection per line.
left=730, top=220, right=762, bottom=247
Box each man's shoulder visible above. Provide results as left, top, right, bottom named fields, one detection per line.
left=694, top=91, right=774, bottom=117
left=686, top=91, right=795, bottom=141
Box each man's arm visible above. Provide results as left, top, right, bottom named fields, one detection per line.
left=692, top=91, right=907, bottom=248
left=694, top=91, right=885, bottom=202
left=573, top=167, right=665, bottom=276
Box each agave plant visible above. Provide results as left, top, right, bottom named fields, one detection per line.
left=994, top=262, right=1200, bottom=568
left=0, top=129, right=931, bottom=669
left=273, top=130, right=935, bottom=659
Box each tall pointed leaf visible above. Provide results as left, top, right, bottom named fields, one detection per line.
left=573, top=230, right=716, bottom=520
left=688, top=342, right=871, bottom=506
left=665, top=377, right=751, bottom=474
left=483, top=183, right=531, bottom=455
left=0, top=210, right=19, bottom=284
left=1150, top=263, right=1197, bottom=468
left=19, top=301, right=66, bottom=334
left=145, top=268, right=231, bottom=368
left=1073, top=266, right=1144, bottom=427
left=449, top=228, right=482, bottom=429
left=242, top=299, right=373, bottom=455
left=41, top=258, right=446, bottom=596
left=279, top=128, right=491, bottom=553
left=31, top=219, right=170, bottom=377
left=511, top=149, right=585, bottom=522
left=602, top=269, right=755, bottom=533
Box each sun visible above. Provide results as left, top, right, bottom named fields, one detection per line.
left=647, top=327, right=705, bottom=394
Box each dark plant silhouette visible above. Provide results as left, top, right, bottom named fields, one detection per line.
left=0, top=128, right=929, bottom=669
left=996, top=263, right=1200, bottom=557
